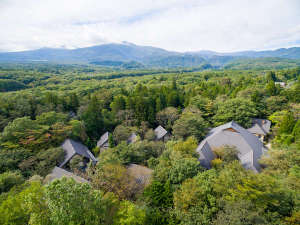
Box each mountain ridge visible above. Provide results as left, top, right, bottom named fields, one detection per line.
left=0, top=42, right=300, bottom=68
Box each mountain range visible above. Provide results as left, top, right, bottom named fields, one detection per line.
left=0, top=42, right=300, bottom=68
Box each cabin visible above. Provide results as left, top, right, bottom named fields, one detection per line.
left=154, top=125, right=171, bottom=141
left=196, top=121, right=267, bottom=173
left=60, top=139, right=97, bottom=168
left=45, top=166, right=89, bottom=184
left=247, top=118, right=271, bottom=142
left=97, top=132, right=110, bottom=149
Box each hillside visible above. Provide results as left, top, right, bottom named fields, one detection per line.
left=1, top=43, right=300, bottom=68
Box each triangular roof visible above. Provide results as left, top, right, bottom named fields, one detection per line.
left=60, top=139, right=97, bottom=167
left=46, top=167, right=89, bottom=183
left=97, top=132, right=109, bottom=147
left=197, top=121, right=266, bottom=172
left=247, top=118, right=271, bottom=135
left=154, top=125, right=168, bottom=140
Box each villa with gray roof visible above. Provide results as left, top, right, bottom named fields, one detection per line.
left=60, top=139, right=97, bottom=168
left=154, top=125, right=171, bottom=141
left=97, top=131, right=110, bottom=149
left=247, top=118, right=271, bottom=141
left=196, top=121, right=267, bottom=173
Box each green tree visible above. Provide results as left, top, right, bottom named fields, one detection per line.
left=213, top=98, right=258, bottom=128
left=0, top=171, right=24, bottom=194
left=81, top=96, right=103, bottom=138
left=46, top=178, right=119, bottom=225
left=113, top=200, right=146, bottom=225
left=173, top=112, right=208, bottom=141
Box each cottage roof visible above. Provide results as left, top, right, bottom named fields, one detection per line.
left=154, top=125, right=168, bottom=140
left=97, top=132, right=109, bottom=147
left=247, top=118, right=271, bottom=136
left=127, top=164, right=153, bottom=186
left=196, top=121, right=267, bottom=172
left=46, top=167, right=88, bottom=183
left=60, top=139, right=97, bottom=167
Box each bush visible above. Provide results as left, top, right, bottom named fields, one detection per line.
left=0, top=171, right=24, bottom=194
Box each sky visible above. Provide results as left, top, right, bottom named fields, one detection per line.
left=1, top=0, right=300, bottom=52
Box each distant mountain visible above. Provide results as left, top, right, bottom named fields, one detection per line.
left=0, top=43, right=300, bottom=68
left=190, top=47, right=300, bottom=59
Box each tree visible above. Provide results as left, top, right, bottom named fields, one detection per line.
left=168, top=158, right=201, bottom=184
left=156, top=107, right=179, bottom=131
left=89, top=163, right=137, bottom=200
left=0, top=171, right=24, bottom=194
left=113, top=201, right=146, bottom=225
left=110, top=95, right=126, bottom=114
left=188, top=95, right=214, bottom=118
left=81, top=96, right=103, bottom=138
left=113, top=125, right=135, bottom=144
left=46, top=178, right=119, bottom=225
left=213, top=201, right=268, bottom=225
left=173, top=169, right=218, bottom=225
left=35, top=111, right=68, bottom=126
left=109, top=133, right=115, bottom=148
left=266, top=80, right=280, bottom=96
left=278, top=111, right=296, bottom=134
left=213, top=145, right=239, bottom=164
left=172, top=112, right=208, bottom=141
left=266, top=71, right=277, bottom=81
left=143, top=180, right=173, bottom=208
left=213, top=98, right=258, bottom=128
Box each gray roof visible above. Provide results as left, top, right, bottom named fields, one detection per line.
left=247, top=119, right=271, bottom=136
left=196, top=121, right=267, bottom=172
left=127, top=132, right=137, bottom=144
left=154, top=125, right=168, bottom=140
left=127, top=164, right=153, bottom=187
left=60, top=139, right=97, bottom=167
left=46, top=167, right=88, bottom=183
left=97, top=132, right=109, bottom=147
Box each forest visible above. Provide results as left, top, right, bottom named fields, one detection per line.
left=0, top=62, right=299, bottom=225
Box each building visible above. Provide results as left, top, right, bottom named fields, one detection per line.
left=247, top=118, right=271, bottom=141
left=154, top=125, right=171, bottom=141
left=60, top=139, right=97, bottom=168
left=196, top=121, right=267, bottom=173
left=97, top=132, right=110, bottom=149
left=45, top=166, right=89, bottom=183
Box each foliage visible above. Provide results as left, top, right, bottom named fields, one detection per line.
left=213, top=98, right=258, bottom=128
left=0, top=64, right=299, bottom=225
left=0, top=171, right=24, bottom=194
left=172, top=112, right=208, bottom=141
left=46, top=178, right=119, bottom=225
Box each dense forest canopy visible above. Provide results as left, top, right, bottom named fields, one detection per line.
left=0, top=62, right=299, bottom=225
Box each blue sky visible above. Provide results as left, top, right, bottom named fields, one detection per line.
left=0, top=0, right=300, bottom=52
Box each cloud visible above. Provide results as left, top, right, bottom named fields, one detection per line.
left=0, top=0, right=300, bottom=52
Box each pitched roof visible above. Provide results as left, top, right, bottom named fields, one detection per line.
left=154, top=125, right=168, bottom=140
left=97, top=132, right=109, bottom=147
left=196, top=121, right=267, bottom=172
left=60, top=139, right=97, bottom=167
left=45, top=166, right=88, bottom=183
left=247, top=118, right=271, bottom=136
left=127, top=164, right=153, bottom=186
